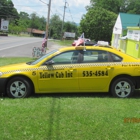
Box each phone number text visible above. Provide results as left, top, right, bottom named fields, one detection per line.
left=83, top=70, right=108, bottom=77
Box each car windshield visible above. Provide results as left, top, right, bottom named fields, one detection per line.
left=27, top=50, right=58, bottom=65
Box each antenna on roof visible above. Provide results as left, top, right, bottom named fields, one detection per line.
left=83, top=33, right=86, bottom=51
left=138, top=18, right=140, bottom=28
left=139, top=18, right=140, bottom=28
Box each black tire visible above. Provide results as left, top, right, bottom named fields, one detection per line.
left=7, top=77, right=32, bottom=98
left=110, top=77, right=135, bottom=98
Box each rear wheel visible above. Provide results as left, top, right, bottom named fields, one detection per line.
left=7, top=77, right=32, bottom=98
left=110, top=77, right=135, bottom=98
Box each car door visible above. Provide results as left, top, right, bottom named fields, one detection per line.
left=78, top=50, right=114, bottom=91
left=37, top=50, right=80, bottom=92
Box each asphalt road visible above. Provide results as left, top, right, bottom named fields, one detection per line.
left=0, top=36, right=61, bottom=57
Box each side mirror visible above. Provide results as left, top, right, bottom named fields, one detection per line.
left=45, top=60, right=55, bottom=65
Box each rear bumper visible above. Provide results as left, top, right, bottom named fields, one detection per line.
left=0, top=78, right=7, bottom=94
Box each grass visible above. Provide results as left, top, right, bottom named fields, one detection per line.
left=9, top=33, right=32, bottom=37
left=52, top=39, right=74, bottom=46
left=1, top=96, right=140, bottom=140
left=0, top=57, right=35, bottom=66
left=1, top=58, right=140, bottom=140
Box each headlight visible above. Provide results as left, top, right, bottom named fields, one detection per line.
left=0, top=72, right=3, bottom=77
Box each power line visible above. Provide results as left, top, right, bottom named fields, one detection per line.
left=66, top=2, right=75, bottom=23
left=0, top=6, right=14, bottom=8
left=0, top=5, right=46, bottom=7
left=0, top=15, right=18, bottom=18
left=0, top=8, right=19, bottom=18
left=39, top=0, right=48, bottom=5
left=1, top=0, right=80, bottom=23
left=48, top=0, right=72, bottom=22
left=61, top=0, right=67, bottom=39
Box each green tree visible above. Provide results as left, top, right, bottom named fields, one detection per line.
left=9, top=22, right=22, bottom=34
left=29, top=13, right=39, bottom=29
left=29, top=12, right=46, bottom=30
left=49, top=14, right=62, bottom=39
left=17, top=12, right=30, bottom=32
left=39, top=16, right=46, bottom=30
left=89, top=0, right=122, bottom=14
left=9, top=11, right=46, bottom=35
left=19, top=12, right=30, bottom=26
left=89, top=0, right=140, bottom=14
left=9, top=11, right=29, bottom=35
left=79, top=7, right=117, bottom=42
left=0, top=0, right=19, bottom=20
left=49, top=15, right=78, bottom=39
left=64, top=21, right=78, bottom=34
left=125, top=0, right=140, bottom=14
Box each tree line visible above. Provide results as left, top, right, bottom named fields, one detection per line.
left=0, top=0, right=78, bottom=39
left=0, top=0, right=140, bottom=42
left=79, top=0, right=140, bottom=42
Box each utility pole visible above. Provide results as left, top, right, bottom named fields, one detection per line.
left=61, top=0, right=67, bottom=39
left=44, top=0, right=51, bottom=48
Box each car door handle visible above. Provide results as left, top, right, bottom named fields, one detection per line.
left=106, top=67, right=114, bottom=70
left=68, top=66, right=73, bottom=72
left=69, top=69, right=73, bottom=72
left=68, top=69, right=76, bottom=72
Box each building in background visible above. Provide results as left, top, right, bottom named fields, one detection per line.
left=111, top=13, right=140, bottom=49
left=27, top=28, right=45, bottom=37
left=121, top=27, right=140, bottom=58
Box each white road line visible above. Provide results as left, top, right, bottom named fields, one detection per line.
left=0, top=40, right=42, bottom=51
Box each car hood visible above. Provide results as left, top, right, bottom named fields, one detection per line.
left=0, top=62, right=32, bottom=72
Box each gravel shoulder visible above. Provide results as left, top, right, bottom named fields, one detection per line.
left=47, top=41, right=62, bottom=53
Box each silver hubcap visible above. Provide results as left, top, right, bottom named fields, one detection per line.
left=10, top=81, right=26, bottom=98
left=115, top=81, right=131, bottom=97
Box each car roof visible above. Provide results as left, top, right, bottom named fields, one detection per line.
left=58, top=46, right=137, bottom=61
left=59, top=45, right=116, bottom=52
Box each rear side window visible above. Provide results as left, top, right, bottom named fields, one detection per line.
left=82, top=50, right=109, bottom=63
left=110, top=53, right=122, bottom=62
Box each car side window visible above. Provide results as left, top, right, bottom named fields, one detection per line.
left=49, top=51, right=79, bottom=64
left=110, top=53, right=122, bottom=62
left=82, top=50, right=109, bottom=63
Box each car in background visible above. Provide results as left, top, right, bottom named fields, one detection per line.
left=0, top=45, right=140, bottom=98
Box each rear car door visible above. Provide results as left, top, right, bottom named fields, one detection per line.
left=78, top=50, right=115, bottom=91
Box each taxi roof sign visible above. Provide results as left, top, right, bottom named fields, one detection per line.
left=97, top=41, right=109, bottom=46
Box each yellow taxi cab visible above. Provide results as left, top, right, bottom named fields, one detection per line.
left=0, top=45, right=140, bottom=98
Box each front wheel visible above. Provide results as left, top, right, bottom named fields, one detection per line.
left=7, top=77, right=32, bottom=98
left=110, top=77, right=135, bottom=98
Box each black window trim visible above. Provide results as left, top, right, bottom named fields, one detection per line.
left=108, top=52, right=123, bottom=62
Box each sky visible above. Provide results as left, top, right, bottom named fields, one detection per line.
left=12, top=0, right=90, bottom=23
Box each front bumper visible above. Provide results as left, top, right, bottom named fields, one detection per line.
left=0, top=78, right=7, bottom=94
